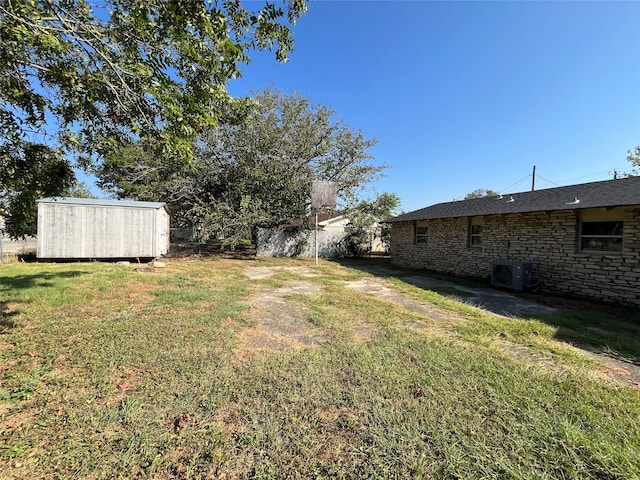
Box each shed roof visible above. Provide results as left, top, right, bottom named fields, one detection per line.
left=37, top=197, right=167, bottom=210
left=387, top=176, right=640, bottom=223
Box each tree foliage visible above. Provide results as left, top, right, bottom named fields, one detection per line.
left=627, top=146, right=640, bottom=172
left=98, top=88, right=385, bottom=246
left=0, top=0, right=307, bottom=237
left=62, top=180, right=98, bottom=199
left=345, top=192, right=401, bottom=256
left=464, top=188, right=499, bottom=200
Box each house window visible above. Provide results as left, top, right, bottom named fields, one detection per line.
left=469, top=219, right=483, bottom=247
left=415, top=221, right=428, bottom=244
left=580, top=221, right=623, bottom=253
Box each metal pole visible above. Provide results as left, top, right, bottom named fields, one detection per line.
left=531, top=165, right=536, bottom=191
left=315, top=209, right=318, bottom=266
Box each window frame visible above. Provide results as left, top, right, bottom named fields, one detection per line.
left=579, top=220, right=623, bottom=254
left=414, top=220, right=428, bottom=245
left=469, top=218, right=484, bottom=248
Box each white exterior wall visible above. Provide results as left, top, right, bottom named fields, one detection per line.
left=319, top=217, right=386, bottom=253
left=37, top=200, right=169, bottom=259
left=319, top=216, right=351, bottom=232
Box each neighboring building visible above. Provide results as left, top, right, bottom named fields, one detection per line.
left=256, top=213, right=349, bottom=258
left=386, top=177, right=640, bottom=306
left=311, top=213, right=387, bottom=253
left=257, top=212, right=387, bottom=258
left=37, top=197, right=170, bottom=259
left=279, top=212, right=350, bottom=231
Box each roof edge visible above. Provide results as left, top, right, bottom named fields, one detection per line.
left=37, top=197, right=168, bottom=209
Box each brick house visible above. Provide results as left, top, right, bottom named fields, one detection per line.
left=386, top=177, right=640, bottom=306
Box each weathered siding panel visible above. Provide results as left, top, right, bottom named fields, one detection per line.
left=37, top=198, right=169, bottom=259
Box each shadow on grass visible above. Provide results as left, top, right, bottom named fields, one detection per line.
left=520, top=299, right=640, bottom=364
left=1, top=301, right=19, bottom=333
left=0, top=270, right=91, bottom=324
left=167, top=242, right=259, bottom=260
left=0, top=270, right=90, bottom=291
left=0, top=269, right=92, bottom=334
left=332, top=257, right=640, bottom=365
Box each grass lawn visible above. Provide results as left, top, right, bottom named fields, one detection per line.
left=1, top=256, right=639, bottom=479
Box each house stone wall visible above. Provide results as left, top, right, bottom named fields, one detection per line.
left=390, top=207, right=640, bottom=306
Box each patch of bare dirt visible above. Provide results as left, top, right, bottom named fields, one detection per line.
left=2, top=302, right=20, bottom=314
left=1, top=407, right=39, bottom=433
left=243, top=266, right=319, bottom=280
left=581, top=350, right=640, bottom=388
left=500, top=340, right=569, bottom=373
left=236, top=280, right=325, bottom=353
left=215, top=402, right=244, bottom=435
left=350, top=324, right=376, bottom=342
left=121, top=280, right=161, bottom=302
left=134, top=266, right=155, bottom=274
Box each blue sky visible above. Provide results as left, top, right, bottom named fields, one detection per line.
left=225, top=0, right=640, bottom=213
left=79, top=0, right=640, bottom=213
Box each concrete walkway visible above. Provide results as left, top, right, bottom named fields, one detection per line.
left=346, top=263, right=556, bottom=318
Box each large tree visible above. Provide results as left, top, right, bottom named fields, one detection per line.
left=98, top=88, right=385, bottom=246
left=0, top=0, right=307, bottom=237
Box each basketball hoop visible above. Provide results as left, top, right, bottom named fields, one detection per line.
left=311, top=180, right=337, bottom=265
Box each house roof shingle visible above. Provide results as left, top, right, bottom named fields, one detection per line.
left=387, top=176, right=640, bottom=223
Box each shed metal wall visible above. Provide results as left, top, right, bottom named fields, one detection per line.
left=37, top=199, right=169, bottom=259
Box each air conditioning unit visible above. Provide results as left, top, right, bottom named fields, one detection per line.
left=491, top=260, right=533, bottom=291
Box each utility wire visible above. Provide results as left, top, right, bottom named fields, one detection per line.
left=498, top=175, right=531, bottom=194
left=534, top=174, right=561, bottom=188
left=557, top=170, right=615, bottom=184
left=498, top=168, right=620, bottom=196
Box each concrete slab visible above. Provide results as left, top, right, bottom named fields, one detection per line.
left=345, top=264, right=556, bottom=318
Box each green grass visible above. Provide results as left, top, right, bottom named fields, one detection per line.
left=1, top=257, right=639, bottom=479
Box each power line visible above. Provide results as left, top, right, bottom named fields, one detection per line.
left=498, top=175, right=531, bottom=194
left=497, top=167, right=624, bottom=196
left=558, top=170, right=615, bottom=184
left=534, top=174, right=562, bottom=188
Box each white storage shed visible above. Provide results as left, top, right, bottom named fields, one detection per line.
left=37, top=198, right=170, bottom=259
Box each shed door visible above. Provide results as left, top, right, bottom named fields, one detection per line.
left=158, top=209, right=169, bottom=255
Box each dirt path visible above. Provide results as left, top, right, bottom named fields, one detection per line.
left=344, top=278, right=464, bottom=322
left=237, top=268, right=325, bottom=352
